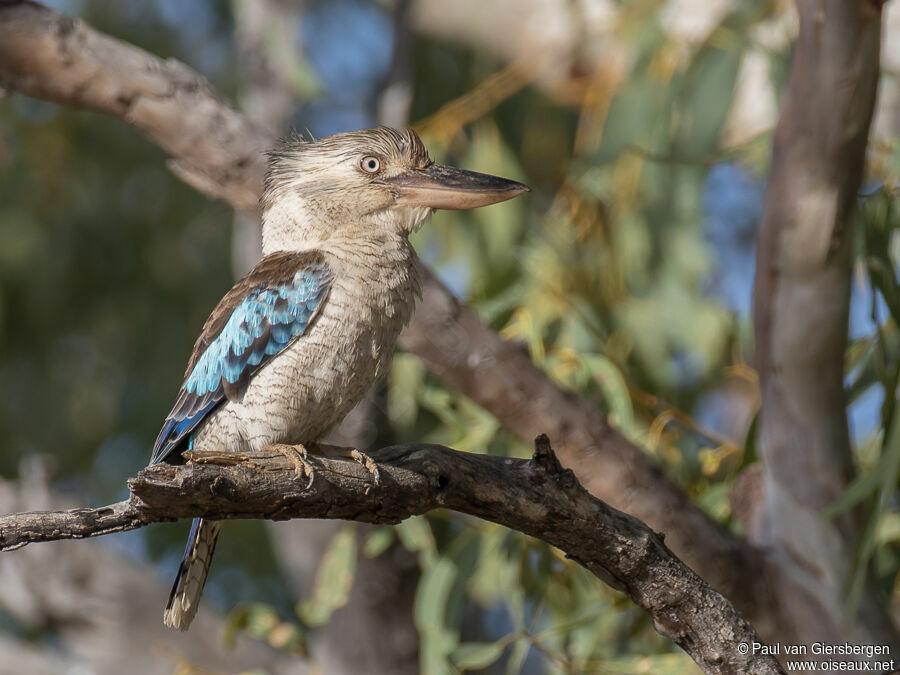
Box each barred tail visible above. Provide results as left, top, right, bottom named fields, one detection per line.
left=162, top=518, right=222, bottom=631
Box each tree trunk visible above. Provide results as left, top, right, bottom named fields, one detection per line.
left=752, top=0, right=899, bottom=658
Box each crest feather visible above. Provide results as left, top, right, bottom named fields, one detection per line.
left=262, top=126, right=430, bottom=208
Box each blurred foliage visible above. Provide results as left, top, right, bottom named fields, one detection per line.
left=224, top=602, right=307, bottom=657
left=297, top=523, right=358, bottom=626
left=1, top=0, right=899, bottom=673
left=828, top=184, right=900, bottom=619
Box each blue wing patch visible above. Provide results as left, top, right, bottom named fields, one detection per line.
left=150, top=251, right=333, bottom=465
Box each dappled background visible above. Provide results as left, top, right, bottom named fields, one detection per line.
left=0, top=0, right=898, bottom=673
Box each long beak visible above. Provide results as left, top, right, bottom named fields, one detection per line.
left=375, top=163, right=530, bottom=210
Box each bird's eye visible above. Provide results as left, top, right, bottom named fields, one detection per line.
left=360, top=156, right=381, bottom=173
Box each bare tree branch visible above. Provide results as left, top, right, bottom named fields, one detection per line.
left=0, top=438, right=784, bottom=675
left=751, top=0, right=900, bottom=654
left=0, top=1, right=767, bottom=626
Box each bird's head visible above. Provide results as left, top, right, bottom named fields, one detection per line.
left=260, top=127, right=529, bottom=253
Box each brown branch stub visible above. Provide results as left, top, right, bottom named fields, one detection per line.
left=530, top=432, right=566, bottom=475
left=0, top=438, right=783, bottom=674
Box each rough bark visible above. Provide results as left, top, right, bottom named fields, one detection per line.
left=0, top=438, right=785, bottom=675
left=751, top=0, right=899, bottom=656
left=0, top=0, right=767, bottom=628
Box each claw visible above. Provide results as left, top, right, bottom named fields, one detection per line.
left=270, top=443, right=316, bottom=488
left=310, top=444, right=381, bottom=487
left=350, top=449, right=381, bottom=486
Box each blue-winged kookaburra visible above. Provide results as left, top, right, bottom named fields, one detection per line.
left=149, top=127, right=529, bottom=630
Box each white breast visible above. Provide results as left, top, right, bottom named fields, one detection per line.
left=193, top=236, right=422, bottom=453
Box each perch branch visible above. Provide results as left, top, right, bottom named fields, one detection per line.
left=0, top=437, right=784, bottom=675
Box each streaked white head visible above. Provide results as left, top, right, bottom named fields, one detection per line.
left=260, top=127, right=529, bottom=254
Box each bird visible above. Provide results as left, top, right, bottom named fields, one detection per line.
left=149, top=126, right=529, bottom=630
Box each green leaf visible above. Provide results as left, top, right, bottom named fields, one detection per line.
left=505, top=639, right=531, bottom=675
left=452, top=641, right=507, bottom=670
left=415, top=556, right=459, bottom=675
left=225, top=603, right=307, bottom=656
left=740, top=411, right=759, bottom=468
left=363, top=526, right=395, bottom=558
left=225, top=603, right=271, bottom=648
left=581, top=353, right=635, bottom=435
left=453, top=397, right=502, bottom=452
left=297, top=525, right=357, bottom=626
left=846, top=322, right=900, bottom=405
left=468, top=122, right=527, bottom=273
left=396, top=516, right=437, bottom=566
left=388, top=353, right=426, bottom=431
left=673, top=39, right=744, bottom=155
left=595, top=77, right=668, bottom=164
left=822, top=436, right=896, bottom=518
left=876, top=513, right=900, bottom=545
left=844, top=410, right=900, bottom=617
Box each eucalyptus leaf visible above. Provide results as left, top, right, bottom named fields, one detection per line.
left=415, top=556, right=459, bottom=674
left=297, top=525, right=357, bottom=627
left=505, top=639, right=531, bottom=675
left=452, top=641, right=507, bottom=670
left=363, top=526, right=395, bottom=558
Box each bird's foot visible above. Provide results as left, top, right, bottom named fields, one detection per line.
left=350, top=448, right=381, bottom=486
left=269, top=443, right=316, bottom=488
left=312, top=444, right=381, bottom=487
